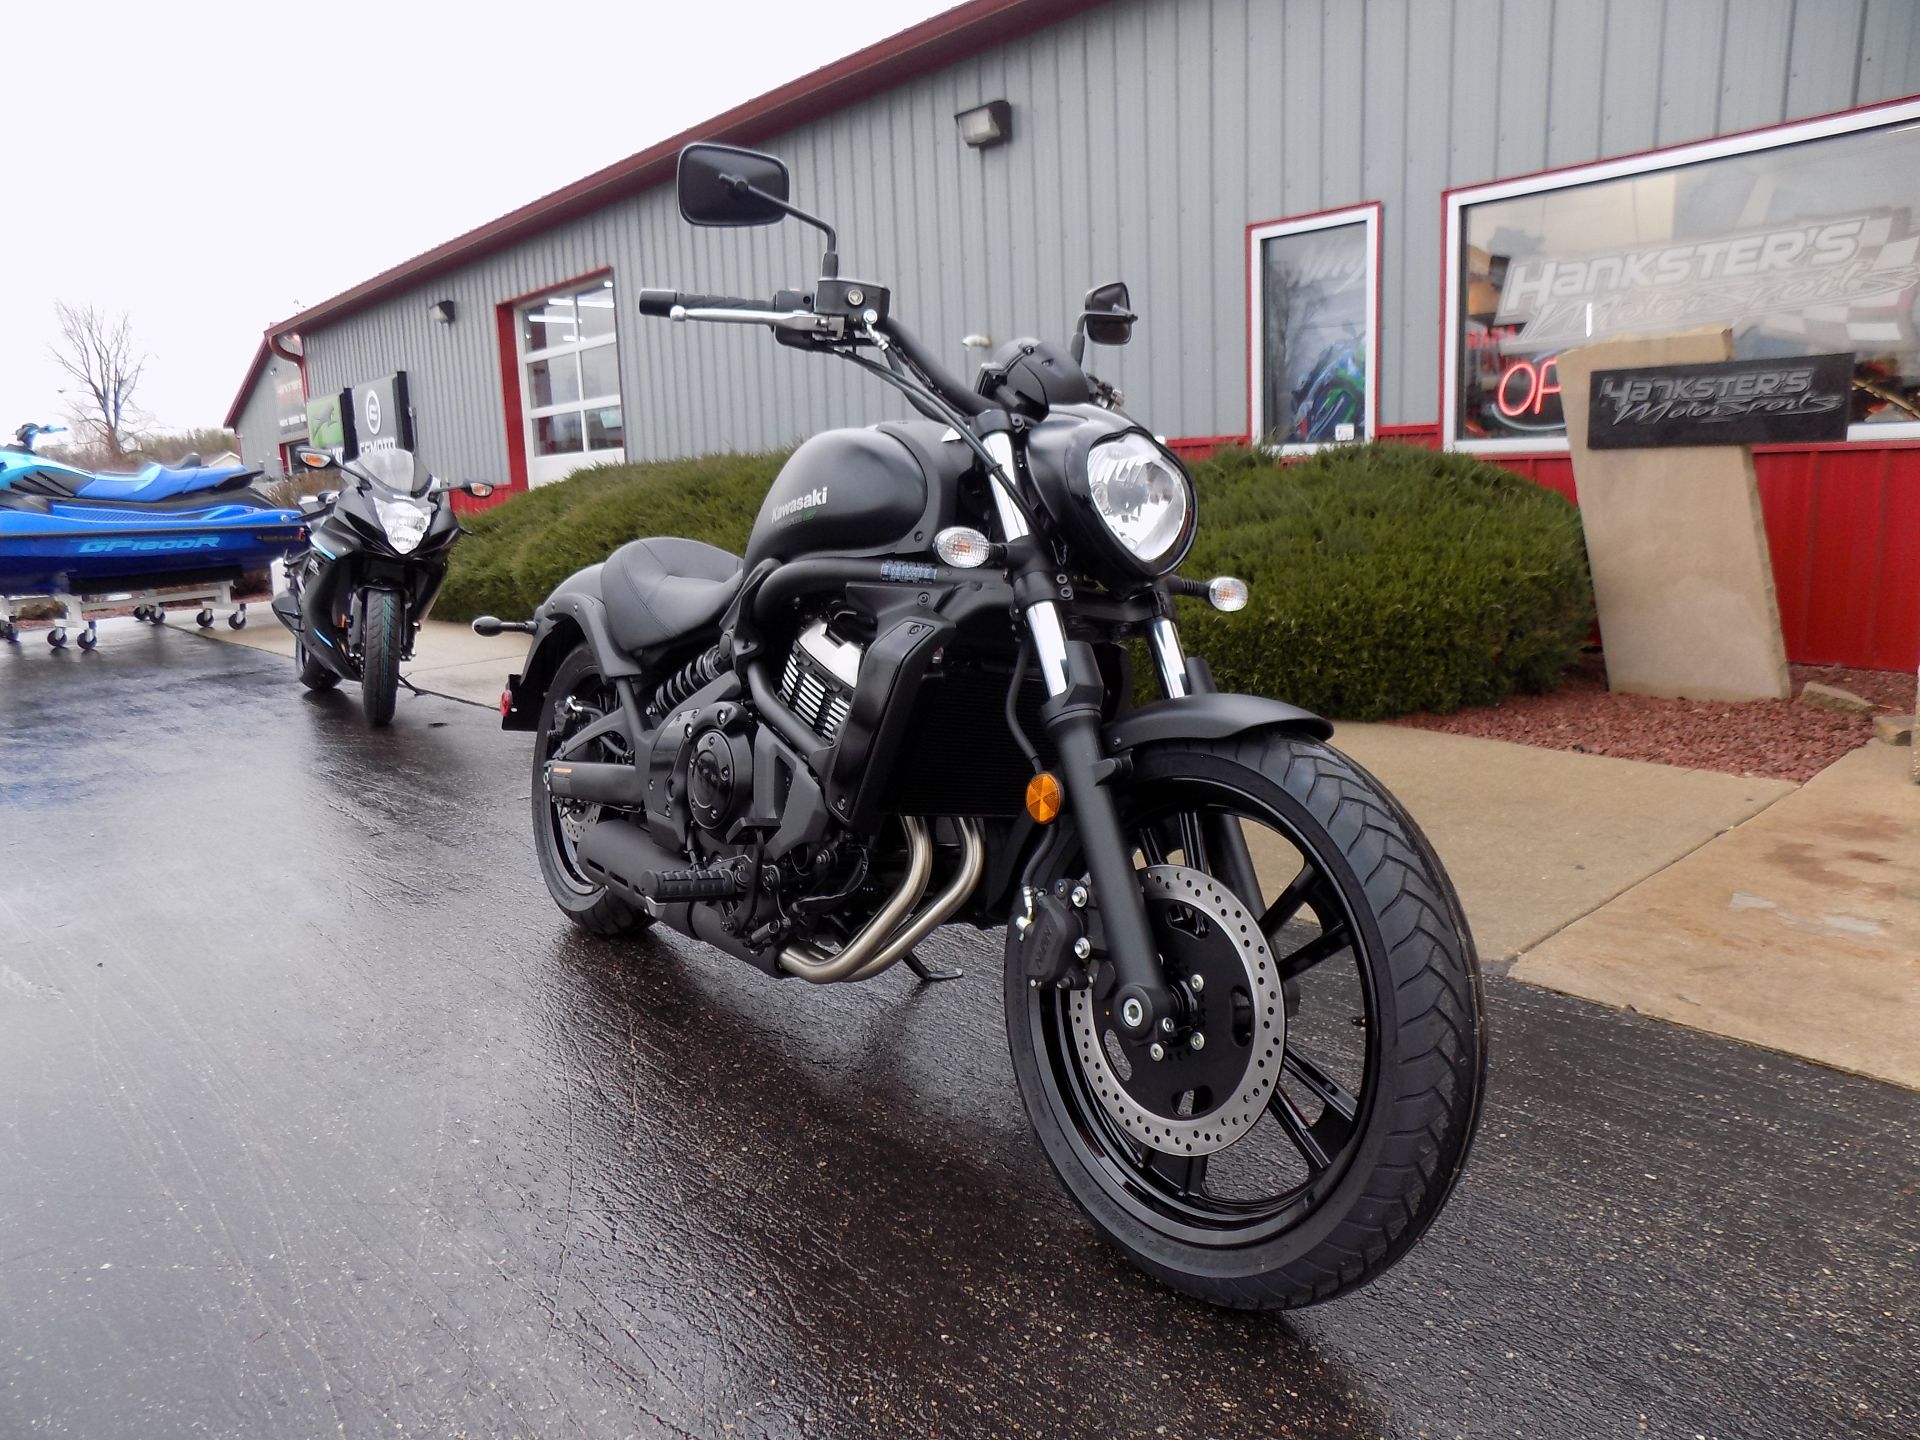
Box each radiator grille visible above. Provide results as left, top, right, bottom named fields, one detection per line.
left=779, top=644, right=854, bottom=742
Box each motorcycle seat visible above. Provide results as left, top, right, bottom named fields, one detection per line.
left=601, top=536, right=743, bottom=657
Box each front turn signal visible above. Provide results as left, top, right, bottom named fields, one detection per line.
left=1025, top=771, right=1064, bottom=824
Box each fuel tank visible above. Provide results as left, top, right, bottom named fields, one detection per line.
left=744, top=422, right=970, bottom=568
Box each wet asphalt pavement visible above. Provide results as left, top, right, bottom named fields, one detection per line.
left=2, top=624, right=1916, bottom=1440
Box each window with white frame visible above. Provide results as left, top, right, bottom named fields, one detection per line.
left=520, top=277, right=623, bottom=485
left=1248, top=204, right=1379, bottom=451
left=1445, top=98, right=1920, bottom=451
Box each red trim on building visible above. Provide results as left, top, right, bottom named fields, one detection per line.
left=480, top=267, right=617, bottom=510
left=261, top=0, right=1105, bottom=343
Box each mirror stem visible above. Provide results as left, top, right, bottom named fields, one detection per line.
left=725, top=173, right=840, bottom=277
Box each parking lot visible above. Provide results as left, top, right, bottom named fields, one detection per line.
left=3, top=625, right=1916, bottom=1440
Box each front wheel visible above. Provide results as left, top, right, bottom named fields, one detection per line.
left=1006, top=732, right=1486, bottom=1310
left=360, top=590, right=404, bottom=726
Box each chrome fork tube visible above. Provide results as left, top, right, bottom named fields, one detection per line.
left=1148, top=615, right=1190, bottom=698
left=984, top=431, right=1072, bottom=696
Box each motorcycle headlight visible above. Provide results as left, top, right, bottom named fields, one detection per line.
left=1080, top=431, right=1194, bottom=576
left=374, top=497, right=430, bottom=554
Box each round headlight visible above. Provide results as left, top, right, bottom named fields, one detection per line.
left=1084, top=431, right=1193, bottom=574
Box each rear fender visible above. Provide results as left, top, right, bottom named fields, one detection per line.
left=500, top=567, right=643, bottom=730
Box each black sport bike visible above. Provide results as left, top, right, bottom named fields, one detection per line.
left=482, top=143, right=1486, bottom=1309
left=273, top=445, right=493, bottom=726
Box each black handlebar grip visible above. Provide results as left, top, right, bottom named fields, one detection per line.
left=638, top=289, right=776, bottom=316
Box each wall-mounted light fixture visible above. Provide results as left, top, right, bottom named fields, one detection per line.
left=428, top=298, right=457, bottom=325
left=956, top=99, right=1013, bottom=149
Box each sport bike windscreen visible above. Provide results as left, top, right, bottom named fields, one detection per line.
left=350, top=448, right=430, bottom=496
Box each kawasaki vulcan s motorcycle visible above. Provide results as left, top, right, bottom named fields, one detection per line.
left=482, top=143, right=1486, bottom=1309
left=273, top=445, right=493, bottom=726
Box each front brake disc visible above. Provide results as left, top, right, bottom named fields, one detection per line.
left=1068, top=864, right=1284, bottom=1157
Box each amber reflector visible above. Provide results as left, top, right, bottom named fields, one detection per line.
left=1025, top=771, right=1064, bottom=824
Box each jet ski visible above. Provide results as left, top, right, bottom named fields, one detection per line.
left=1, top=422, right=305, bottom=635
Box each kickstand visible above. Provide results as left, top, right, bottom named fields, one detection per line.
left=903, top=950, right=964, bottom=984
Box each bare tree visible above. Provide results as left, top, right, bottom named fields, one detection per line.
left=50, top=302, right=148, bottom=460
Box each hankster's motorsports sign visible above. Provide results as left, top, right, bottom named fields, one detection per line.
left=1585, top=353, right=1853, bottom=448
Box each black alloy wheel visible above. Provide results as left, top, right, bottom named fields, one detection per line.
left=1006, top=732, right=1486, bottom=1310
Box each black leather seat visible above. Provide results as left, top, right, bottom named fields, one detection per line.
left=601, top=536, right=743, bottom=658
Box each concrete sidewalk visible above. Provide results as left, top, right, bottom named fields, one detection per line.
left=185, top=614, right=524, bottom=706
left=1514, top=740, right=1920, bottom=1088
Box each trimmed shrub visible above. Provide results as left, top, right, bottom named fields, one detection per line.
left=437, top=452, right=785, bottom=622
left=437, top=440, right=1592, bottom=720
left=1177, top=443, right=1592, bottom=719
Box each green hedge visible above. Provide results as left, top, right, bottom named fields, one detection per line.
left=1177, top=443, right=1592, bottom=719
left=438, top=441, right=1592, bottom=720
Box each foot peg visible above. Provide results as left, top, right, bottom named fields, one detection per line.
left=645, top=859, right=752, bottom=903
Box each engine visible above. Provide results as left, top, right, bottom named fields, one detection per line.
left=777, top=619, right=863, bottom=742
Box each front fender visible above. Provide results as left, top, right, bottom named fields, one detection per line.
left=1104, top=692, right=1332, bottom=753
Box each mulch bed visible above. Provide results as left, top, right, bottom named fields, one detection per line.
left=1394, top=653, right=1914, bottom=783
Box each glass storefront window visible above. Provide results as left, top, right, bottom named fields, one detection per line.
left=1447, top=98, right=1920, bottom=448
left=1248, top=205, right=1379, bottom=451
left=518, top=275, right=624, bottom=484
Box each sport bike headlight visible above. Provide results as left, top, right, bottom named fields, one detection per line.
left=1082, top=431, right=1194, bottom=576
left=374, top=498, right=430, bottom=554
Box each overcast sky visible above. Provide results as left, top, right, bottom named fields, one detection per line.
left=5, top=0, right=953, bottom=433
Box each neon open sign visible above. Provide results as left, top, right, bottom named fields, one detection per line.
left=1496, top=354, right=1562, bottom=418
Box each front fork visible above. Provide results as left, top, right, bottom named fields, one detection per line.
left=984, top=428, right=1253, bottom=1041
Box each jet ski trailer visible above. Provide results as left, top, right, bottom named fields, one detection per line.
left=1, top=439, right=305, bottom=649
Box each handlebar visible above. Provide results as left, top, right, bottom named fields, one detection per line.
left=636, top=287, right=994, bottom=419
left=637, top=288, right=776, bottom=317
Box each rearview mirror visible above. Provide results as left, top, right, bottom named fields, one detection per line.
left=1081, top=281, right=1137, bottom=347
left=291, top=444, right=336, bottom=471
left=464, top=481, right=496, bottom=498
left=678, top=143, right=791, bottom=228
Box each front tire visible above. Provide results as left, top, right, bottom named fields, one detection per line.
left=1006, top=732, right=1486, bottom=1310
left=360, top=590, right=404, bottom=726
left=530, top=643, right=652, bottom=936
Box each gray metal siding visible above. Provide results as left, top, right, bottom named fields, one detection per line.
left=233, top=353, right=304, bottom=480
left=300, top=0, right=1920, bottom=478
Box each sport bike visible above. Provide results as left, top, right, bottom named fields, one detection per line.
left=483, top=143, right=1486, bottom=1308
left=272, top=445, right=492, bottom=726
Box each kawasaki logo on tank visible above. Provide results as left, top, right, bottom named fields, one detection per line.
left=772, top=486, right=828, bottom=523
left=76, top=536, right=224, bottom=554
left=1494, top=210, right=1920, bottom=349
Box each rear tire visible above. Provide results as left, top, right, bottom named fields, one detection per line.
left=531, top=643, right=651, bottom=936
left=361, top=590, right=404, bottom=726
left=1006, top=732, right=1486, bottom=1310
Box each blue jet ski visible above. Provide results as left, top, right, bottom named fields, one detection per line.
left=1, top=422, right=305, bottom=600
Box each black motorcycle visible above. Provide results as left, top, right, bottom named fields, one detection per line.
left=479, top=143, right=1486, bottom=1309
left=273, top=445, right=493, bottom=726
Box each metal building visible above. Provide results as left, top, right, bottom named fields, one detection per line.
left=227, top=0, right=1920, bottom=668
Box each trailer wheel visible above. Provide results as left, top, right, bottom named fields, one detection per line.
left=48, top=629, right=66, bottom=649
left=151, top=608, right=166, bottom=624
left=78, top=628, right=97, bottom=651
left=228, top=612, right=247, bottom=630
left=196, top=609, right=214, bottom=628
